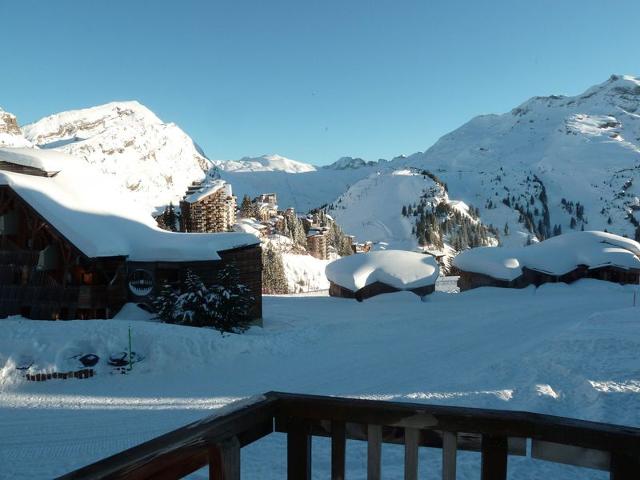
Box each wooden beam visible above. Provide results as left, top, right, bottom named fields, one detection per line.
left=481, top=435, right=508, bottom=480
left=209, top=437, right=240, bottom=480
left=367, top=424, right=382, bottom=480
left=404, top=427, right=419, bottom=480
left=442, top=431, right=457, bottom=480
left=331, top=421, right=346, bottom=480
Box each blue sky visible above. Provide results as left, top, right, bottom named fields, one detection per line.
left=1, top=0, right=638, bottom=165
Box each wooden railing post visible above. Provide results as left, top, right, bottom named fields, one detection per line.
left=610, top=452, right=640, bottom=480
left=367, top=424, right=382, bottom=480
left=404, top=427, right=419, bottom=480
left=481, top=435, right=508, bottom=480
left=287, top=420, right=311, bottom=480
left=331, top=420, right=346, bottom=480
left=442, top=431, right=457, bottom=480
left=209, top=437, right=240, bottom=480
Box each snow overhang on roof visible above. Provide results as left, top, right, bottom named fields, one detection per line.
left=325, top=250, right=440, bottom=292
left=0, top=147, right=67, bottom=175
left=453, top=231, right=640, bottom=281
left=183, top=179, right=230, bottom=204
left=0, top=147, right=259, bottom=262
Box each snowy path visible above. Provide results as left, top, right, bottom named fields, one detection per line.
left=1, top=280, right=639, bottom=478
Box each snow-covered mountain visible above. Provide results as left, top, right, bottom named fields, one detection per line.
left=397, top=74, right=640, bottom=243
left=0, top=107, right=31, bottom=147
left=23, top=101, right=211, bottom=211
left=213, top=154, right=316, bottom=173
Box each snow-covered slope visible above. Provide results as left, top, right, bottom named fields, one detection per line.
left=2, top=281, right=640, bottom=479
left=23, top=101, right=211, bottom=210
left=213, top=154, right=316, bottom=173
left=326, top=168, right=495, bottom=254
left=0, top=107, right=31, bottom=148
left=398, top=74, right=640, bottom=243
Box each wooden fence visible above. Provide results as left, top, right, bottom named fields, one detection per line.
left=58, top=391, right=640, bottom=479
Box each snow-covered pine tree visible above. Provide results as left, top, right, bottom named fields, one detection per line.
left=262, top=244, right=289, bottom=294
left=152, top=281, right=178, bottom=322
left=210, top=264, right=254, bottom=334
left=173, top=270, right=213, bottom=326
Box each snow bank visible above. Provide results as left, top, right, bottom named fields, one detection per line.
left=325, top=250, right=439, bottom=291
left=454, top=231, right=640, bottom=280
left=0, top=147, right=259, bottom=261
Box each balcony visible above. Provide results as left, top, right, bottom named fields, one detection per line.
left=59, top=391, right=639, bottom=479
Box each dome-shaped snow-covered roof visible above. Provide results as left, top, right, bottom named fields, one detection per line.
left=453, top=231, right=640, bottom=281
left=326, top=250, right=440, bottom=292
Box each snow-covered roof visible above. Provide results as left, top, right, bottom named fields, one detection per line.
left=233, top=218, right=267, bottom=236
left=0, top=147, right=258, bottom=262
left=325, top=250, right=440, bottom=291
left=0, top=147, right=67, bottom=174
left=183, top=177, right=231, bottom=203
left=453, top=231, right=640, bottom=281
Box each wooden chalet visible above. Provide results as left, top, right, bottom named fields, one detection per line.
left=329, top=280, right=435, bottom=301
left=454, top=231, right=640, bottom=292
left=0, top=147, right=262, bottom=321
left=326, top=250, right=439, bottom=301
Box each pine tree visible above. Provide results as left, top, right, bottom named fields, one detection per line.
left=210, top=264, right=254, bottom=334
left=152, top=282, right=178, bottom=322
left=262, top=244, right=289, bottom=294
left=239, top=195, right=254, bottom=218
left=570, top=217, right=577, bottom=229
left=173, top=270, right=212, bottom=326
left=503, top=222, right=509, bottom=236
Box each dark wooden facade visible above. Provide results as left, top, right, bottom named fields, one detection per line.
left=329, top=280, right=435, bottom=301
left=129, top=245, right=263, bottom=320
left=0, top=186, right=128, bottom=319
left=458, top=264, right=640, bottom=291
left=0, top=185, right=262, bottom=321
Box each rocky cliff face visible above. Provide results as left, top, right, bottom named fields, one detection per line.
left=0, top=108, right=31, bottom=147
left=23, top=101, right=211, bottom=211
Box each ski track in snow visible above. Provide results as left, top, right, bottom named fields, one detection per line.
left=0, top=280, right=639, bottom=479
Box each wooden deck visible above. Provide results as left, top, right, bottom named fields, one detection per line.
left=58, top=391, right=640, bottom=479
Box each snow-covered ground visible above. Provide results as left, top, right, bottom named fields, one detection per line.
left=1, top=280, right=639, bottom=479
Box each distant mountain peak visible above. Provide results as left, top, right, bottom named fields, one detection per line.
left=213, top=154, right=316, bottom=173
left=324, top=156, right=381, bottom=170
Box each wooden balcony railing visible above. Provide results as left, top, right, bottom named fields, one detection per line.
left=58, top=391, right=640, bottom=480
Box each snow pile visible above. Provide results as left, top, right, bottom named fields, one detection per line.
left=23, top=101, right=211, bottom=210
left=454, top=231, right=640, bottom=280
left=282, top=252, right=331, bottom=293
left=0, top=147, right=258, bottom=261
left=326, top=250, right=439, bottom=291
left=212, top=154, right=316, bottom=173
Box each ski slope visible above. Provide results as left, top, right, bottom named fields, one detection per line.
left=1, top=280, right=639, bottom=479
